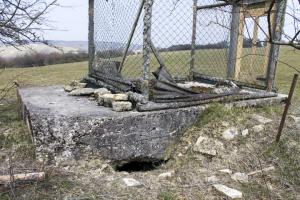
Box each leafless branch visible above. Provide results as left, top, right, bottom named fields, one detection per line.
left=0, top=0, right=58, bottom=48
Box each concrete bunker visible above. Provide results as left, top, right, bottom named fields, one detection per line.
left=18, top=0, right=288, bottom=165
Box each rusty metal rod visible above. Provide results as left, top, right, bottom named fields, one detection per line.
left=119, top=0, right=145, bottom=73
left=138, top=92, right=277, bottom=112
left=150, top=40, right=166, bottom=67
left=276, top=74, right=298, bottom=143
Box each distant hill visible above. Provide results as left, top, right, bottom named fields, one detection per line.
left=49, top=40, right=142, bottom=52
left=49, top=40, right=88, bottom=52
left=0, top=40, right=142, bottom=59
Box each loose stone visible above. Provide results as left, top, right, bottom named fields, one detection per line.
left=252, top=124, right=264, bottom=133
left=193, top=136, right=224, bottom=156
left=112, top=101, right=133, bottom=112
left=231, top=172, right=249, bottom=183
left=122, top=178, right=143, bottom=187
left=213, top=184, right=243, bottom=199
left=241, top=129, right=249, bottom=137
left=222, top=128, right=239, bottom=140
left=158, top=171, right=174, bottom=179
left=69, top=88, right=95, bottom=96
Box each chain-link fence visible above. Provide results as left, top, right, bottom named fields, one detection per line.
left=91, top=0, right=281, bottom=90
left=194, top=2, right=232, bottom=79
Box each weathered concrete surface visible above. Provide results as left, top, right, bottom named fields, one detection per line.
left=18, top=86, right=205, bottom=164
left=18, top=86, right=287, bottom=165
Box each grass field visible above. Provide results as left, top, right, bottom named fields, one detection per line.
left=1, top=46, right=299, bottom=100
left=0, top=47, right=300, bottom=199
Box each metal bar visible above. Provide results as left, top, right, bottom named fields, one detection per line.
left=196, top=2, right=228, bottom=10
left=227, top=4, right=242, bottom=79
left=150, top=40, right=165, bottom=67
left=250, top=17, right=259, bottom=69
left=190, top=0, right=198, bottom=80
left=119, top=0, right=145, bottom=73
left=138, top=92, right=277, bottom=112
left=193, top=72, right=268, bottom=90
left=276, top=74, right=298, bottom=143
left=234, top=7, right=245, bottom=80
left=88, top=0, right=95, bottom=76
left=266, top=0, right=287, bottom=91
left=142, top=0, right=154, bottom=99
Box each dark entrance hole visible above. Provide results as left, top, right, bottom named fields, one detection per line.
left=115, top=160, right=165, bottom=172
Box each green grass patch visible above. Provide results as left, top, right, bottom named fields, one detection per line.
left=0, top=102, right=34, bottom=159
left=265, top=140, right=300, bottom=186
left=158, top=191, right=178, bottom=200
left=195, top=104, right=239, bottom=127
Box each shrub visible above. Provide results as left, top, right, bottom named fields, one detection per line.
left=0, top=52, right=88, bottom=68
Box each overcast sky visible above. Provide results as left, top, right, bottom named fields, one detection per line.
left=44, top=0, right=296, bottom=43
left=45, top=0, right=88, bottom=41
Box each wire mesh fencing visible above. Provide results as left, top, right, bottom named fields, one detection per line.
left=91, top=0, right=279, bottom=89
left=194, top=1, right=232, bottom=79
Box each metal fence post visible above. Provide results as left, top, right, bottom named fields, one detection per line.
left=266, top=0, right=287, bottom=91
left=119, top=0, right=145, bottom=73
left=142, top=0, right=154, bottom=99
left=190, top=0, right=198, bottom=80
left=227, top=4, right=241, bottom=79
left=88, top=0, right=95, bottom=76
left=276, top=74, right=298, bottom=143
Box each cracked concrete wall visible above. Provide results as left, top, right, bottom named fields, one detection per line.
left=18, top=86, right=205, bottom=165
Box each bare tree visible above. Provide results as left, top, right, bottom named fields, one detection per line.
left=0, top=0, right=57, bottom=100
left=266, top=0, right=300, bottom=50
left=0, top=0, right=57, bottom=48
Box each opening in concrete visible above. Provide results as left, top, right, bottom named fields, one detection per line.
left=115, top=160, right=165, bottom=172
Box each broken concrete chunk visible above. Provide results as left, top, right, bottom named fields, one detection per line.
left=122, top=178, right=143, bottom=187
left=206, top=175, right=219, bottom=184
left=252, top=124, right=264, bottom=133
left=94, top=88, right=111, bottom=96
left=222, top=128, right=239, bottom=140
left=112, top=101, right=133, bottom=112
left=64, top=85, right=74, bottom=92
left=69, top=88, right=95, bottom=96
left=241, top=129, right=249, bottom=137
left=231, top=172, right=249, bottom=183
left=247, top=166, right=275, bottom=176
left=219, top=169, right=232, bottom=175
left=193, top=136, right=224, bottom=156
left=158, top=171, right=174, bottom=179
left=97, top=93, right=116, bottom=106
left=127, top=92, right=148, bottom=104
left=64, top=80, right=87, bottom=92
left=101, top=93, right=115, bottom=105
left=98, top=93, right=129, bottom=106
left=77, top=83, right=87, bottom=88
left=213, top=184, right=243, bottom=199
left=251, top=114, right=273, bottom=124
left=114, top=93, right=129, bottom=101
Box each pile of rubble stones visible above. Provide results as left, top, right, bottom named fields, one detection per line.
left=64, top=80, right=146, bottom=112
